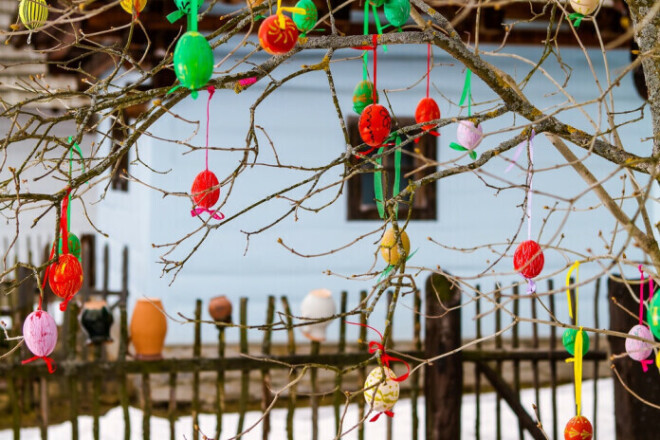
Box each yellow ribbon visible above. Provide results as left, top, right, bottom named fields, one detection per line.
left=565, top=261, right=583, bottom=416
left=565, top=261, right=580, bottom=323
left=276, top=0, right=306, bottom=28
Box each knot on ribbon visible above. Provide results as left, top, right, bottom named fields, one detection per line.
left=191, top=207, right=225, bottom=220
left=369, top=410, right=394, bottom=422
left=568, top=12, right=584, bottom=27
left=22, top=355, right=56, bottom=374
left=526, top=278, right=536, bottom=294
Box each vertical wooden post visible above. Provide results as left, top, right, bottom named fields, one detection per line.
left=333, top=291, right=347, bottom=435
left=608, top=276, right=660, bottom=438
left=424, top=273, right=461, bottom=440
left=192, top=299, right=202, bottom=440
left=310, top=341, right=320, bottom=440
left=215, top=321, right=226, bottom=440
left=281, top=296, right=297, bottom=440
left=261, top=296, right=275, bottom=440
left=357, top=290, right=367, bottom=440
left=236, top=298, right=249, bottom=437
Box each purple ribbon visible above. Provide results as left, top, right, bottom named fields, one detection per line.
left=191, top=207, right=225, bottom=220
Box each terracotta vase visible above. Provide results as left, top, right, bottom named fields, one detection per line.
left=80, top=300, right=114, bottom=345
left=208, top=295, right=232, bottom=324
left=300, top=289, right=336, bottom=342
left=130, top=298, right=167, bottom=360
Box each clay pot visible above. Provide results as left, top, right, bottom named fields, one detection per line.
left=209, top=295, right=233, bottom=323
left=300, top=289, right=336, bottom=342
left=130, top=298, right=167, bottom=360
left=80, top=300, right=114, bottom=345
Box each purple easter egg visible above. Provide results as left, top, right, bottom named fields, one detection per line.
left=23, top=310, right=57, bottom=358
left=456, top=121, right=483, bottom=150
left=625, top=324, right=653, bottom=361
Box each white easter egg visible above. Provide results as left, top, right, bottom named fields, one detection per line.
left=364, top=366, right=400, bottom=413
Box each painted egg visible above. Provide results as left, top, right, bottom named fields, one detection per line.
left=569, top=0, right=599, bottom=16
left=258, top=15, right=299, bottom=55
left=415, top=97, right=440, bottom=131
left=513, top=240, right=544, bottom=279
left=120, top=0, right=147, bottom=13
left=649, top=292, right=660, bottom=339
left=58, top=232, right=81, bottom=261
left=352, top=80, right=378, bottom=115
left=19, top=0, right=48, bottom=30
left=173, top=31, right=214, bottom=93
left=562, top=328, right=590, bottom=356
left=48, top=253, right=83, bottom=300
left=383, top=0, right=410, bottom=28
left=564, top=415, right=593, bottom=440
left=292, top=0, right=318, bottom=33
left=23, top=310, right=57, bottom=358
left=191, top=170, right=220, bottom=209
left=456, top=120, right=483, bottom=150
left=358, top=104, right=391, bottom=147
left=625, top=324, right=653, bottom=361
left=364, top=367, right=400, bottom=413
left=380, top=228, right=410, bottom=265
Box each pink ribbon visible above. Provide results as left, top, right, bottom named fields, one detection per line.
left=239, top=77, right=257, bottom=86
left=641, top=359, right=653, bottom=372
left=191, top=207, right=225, bottom=220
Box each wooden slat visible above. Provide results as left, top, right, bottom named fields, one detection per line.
left=495, top=286, right=502, bottom=440
left=261, top=296, right=275, bottom=440
left=141, top=372, right=152, bottom=440
left=215, top=322, right=226, bottom=440
left=475, top=286, right=481, bottom=440
left=236, top=297, right=249, bottom=437
left=592, top=278, right=601, bottom=439
left=411, top=288, right=422, bottom=440
left=92, top=345, right=103, bottom=440
left=67, top=302, right=80, bottom=440
left=531, top=286, right=541, bottom=418
left=310, top=341, right=320, bottom=440
left=192, top=300, right=202, bottom=440
left=118, top=295, right=131, bottom=440
left=333, top=291, right=348, bottom=434
left=280, top=296, right=297, bottom=440
left=548, top=279, right=558, bottom=440
left=168, top=372, right=177, bottom=440
left=512, top=285, right=523, bottom=440
left=357, top=290, right=367, bottom=440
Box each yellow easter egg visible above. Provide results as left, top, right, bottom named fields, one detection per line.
left=380, top=228, right=410, bottom=265
left=364, top=367, right=400, bottom=413
left=569, top=0, right=599, bottom=15
left=19, top=0, right=48, bottom=30
left=120, top=0, right=147, bottom=14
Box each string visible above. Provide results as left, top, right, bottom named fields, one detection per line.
left=374, top=147, right=385, bottom=219
left=205, top=86, right=215, bottom=171
left=459, top=69, right=472, bottom=117
left=565, top=261, right=580, bottom=324
left=639, top=265, right=646, bottom=326
left=371, top=4, right=386, bottom=52
left=66, top=137, right=85, bottom=234
left=372, top=34, right=378, bottom=103
left=392, top=136, right=401, bottom=220
left=526, top=130, right=535, bottom=241
left=426, top=43, right=431, bottom=98
left=188, top=0, right=197, bottom=32
left=362, top=1, right=369, bottom=82
left=573, top=327, right=583, bottom=416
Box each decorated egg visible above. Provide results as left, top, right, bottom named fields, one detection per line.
left=191, top=170, right=220, bottom=209
left=415, top=97, right=440, bottom=131
left=562, top=328, right=589, bottom=356
left=19, top=0, right=48, bottom=30
left=569, top=0, right=599, bottom=16
left=300, top=289, right=336, bottom=342
left=258, top=15, right=299, bottom=55
left=564, top=415, right=593, bottom=440
left=513, top=240, right=544, bottom=279
left=48, top=253, right=83, bottom=301
left=649, top=292, right=660, bottom=339
left=120, top=0, right=147, bottom=14
left=364, top=367, right=400, bottom=413
left=456, top=120, right=483, bottom=150
left=23, top=310, right=57, bottom=358
left=358, top=104, right=391, bottom=147
left=380, top=228, right=410, bottom=265
left=353, top=80, right=378, bottom=115
left=292, top=0, right=317, bottom=33
left=58, top=232, right=81, bottom=261
left=383, top=0, right=410, bottom=28
left=173, top=31, right=214, bottom=94
left=625, top=324, right=653, bottom=361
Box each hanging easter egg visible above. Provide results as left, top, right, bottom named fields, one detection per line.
left=562, top=328, right=590, bottom=356
left=58, top=232, right=81, bottom=261
left=364, top=367, right=400, bottom=413
left=23, top=310, right=57, bottom=371
left=415, top=97, right=440, bottom=131
left=380, top=228, right=410, bottom=266
left=513, top=240, right=544, bottom=279
left=173, top=31, right=214, bottom=95
left=191, top=170, right=220, bottom=209
left=383, top=0, right=410, bottom=28
left=353, top=80, right=378, bottom=115
left=358, top=104, right=391, bottom=147
left=564, top=415, right=593, bottom=440
left=569, top=0, right=599, bottom=16
left=292, top=0, right=317, bottom=34
left=649, top=292, right=660, bottom=339
left=48, top=253, right=83, bottom=301
left=457, top=120, right=483, bottom=151
left=300, top=289, right=336, bottom=342
left=625, top=324, right=653, bottom=361
left=258, top=15, right=299, bottom=55
left=120, top=0, right=147, bottom=14
left=19, top=0, right=48, bottom=30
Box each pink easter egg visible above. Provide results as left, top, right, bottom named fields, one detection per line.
left=625, top=324, right=653, bottom=361
left=456, top=120, right=483, bottom=150
left=23, top=310, right=57, bottom=358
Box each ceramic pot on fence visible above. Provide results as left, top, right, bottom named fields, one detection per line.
left=209, top=295, right=232, bottom=324
left=300, top=289, right=336, bottom=342
left=80, top=300, right=114, bottom=345
left=130, top=298, right=167, bottom=360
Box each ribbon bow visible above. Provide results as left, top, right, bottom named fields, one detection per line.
left=567, top=12, right=585, bottom=27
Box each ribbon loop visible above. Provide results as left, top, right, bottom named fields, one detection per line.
left=22, top=355, right=56, bottom=374
left=191, top=207, right=225, bottom=220
left=348, top=321, right=410, bottom=383
left=565, top=261, right=580, bottom=322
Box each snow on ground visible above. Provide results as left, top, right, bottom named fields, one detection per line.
left=1, top=379, right=614, bottom=439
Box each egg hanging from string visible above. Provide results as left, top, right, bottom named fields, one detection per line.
left=292, top=0, right=317, bottom=34
left=569, top=0, right=599, bottom=16
left=513, top=240, right=544, bottom=279
left=258, top=15, right=299, bottom=55
left=383, top=0, right=410, bottom=28
left=364, top=367, right=400, bottom=414
left=358, top=104, right=391, bottom=147
left=380, top=228, right=410, bottom=266
left=173, top=31, right=214, bottom=98
left=48, top=253, right=83, bottom=303
left=625, top=324, right=653, bottom=361
left=23, top=310, right=57, bottom=372
left=191, top=170, right=220, bottom=209
left=58, top=232, right=81, bottom=261
left=353, top=80, right=378, bottom=115
left=564, top=415, right=593, bottom=440
left=19, top=0, right=48, bottom=31
left=562, top=328, right=590, bottom=356
left=415, top=97, right=440, bottom=131
left=120, top=0, right=147, bottom=14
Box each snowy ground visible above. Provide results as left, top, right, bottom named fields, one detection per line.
left=2, top=379, right=614, bottom=439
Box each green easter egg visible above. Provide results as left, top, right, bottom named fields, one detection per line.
left=173, top=31, right=214, bottom=93
left=19, top=0, right=48, bottom=30
left=562, top=328, right=590, bottom=356
left=58, top=233, right=81, bottom=260
left=292, top=0, right=317, bottom=33
left=352, top=80, right=378, bottom=115
left=383, top=0, right=410, bottom=28
left=649, top=292, right=660, bottom=339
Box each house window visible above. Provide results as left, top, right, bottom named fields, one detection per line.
left=110, top=112, right=129, bottom=192
left=346, top=117, right=437, bottom=220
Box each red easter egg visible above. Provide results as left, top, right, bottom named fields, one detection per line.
left=513, top=240, right=544, bottom=279
left=564, top=415, right=593, bottom=440
left=258, top=15, right=299, bottom=55
left=48, top=253, right=83, bottom=300
left=358, top=104, right=392, bottom=147
left=191, top=170, right=220, bottom=209
left=415, top=97, right=440, bottom=131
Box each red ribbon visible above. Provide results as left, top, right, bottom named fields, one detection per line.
left=22, top=355, right=56, bottom=374
left=191, top=207, right=225, bottom=220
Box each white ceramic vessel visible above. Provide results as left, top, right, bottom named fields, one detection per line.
left=300, top=289, right=336, bottom=342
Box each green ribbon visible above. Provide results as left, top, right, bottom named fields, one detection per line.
left=568, top=12, right=584, bottom=27
left=166, top=9, right=186, bottom=23
left=188, top=0, right=198, bottom=32
left=449, top=142, right=477, bottom=160
left=362, top=1, right=369, bottom=81
left=66, top=136, right=86, bottom=236
left=459, top=68, right=472, bottom=116
left=392, top=136, right=401, bottom=219
left=371, top=4, right=387, bottom=52
left=374, top=146, right=385, bottom=219
left=378, top=249, right=418, bottom=282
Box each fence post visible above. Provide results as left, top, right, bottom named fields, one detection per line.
left=424, top=273, right=462, bottom=440
left=608, top=276, right=660, bottom=439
